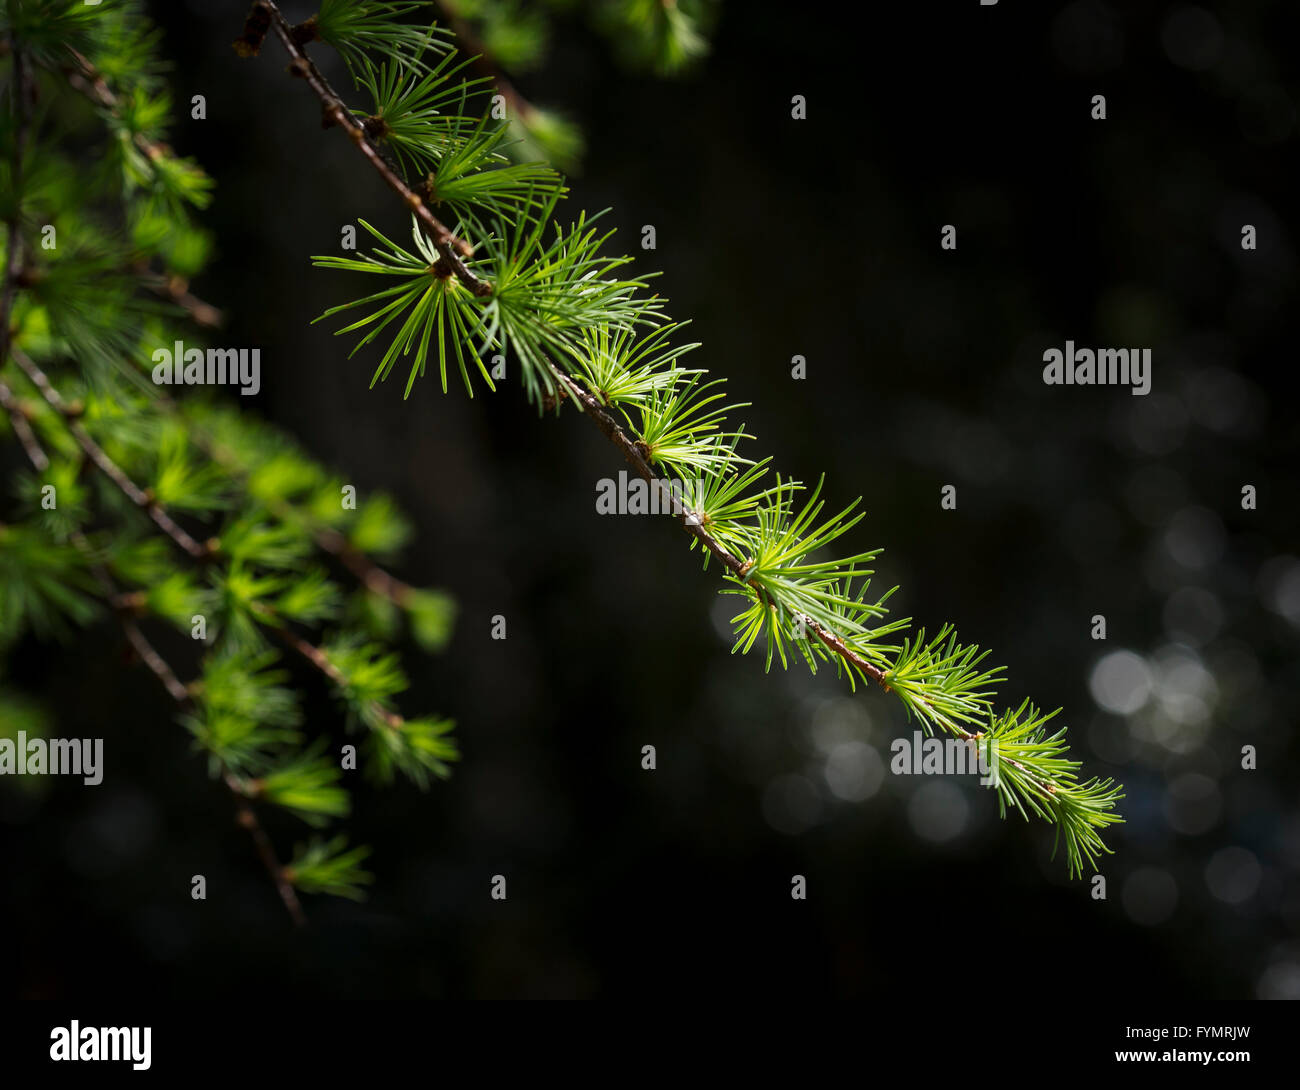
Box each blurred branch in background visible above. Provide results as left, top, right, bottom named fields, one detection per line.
left=0, top=0, right=458, bottom=920
left=429, top=0, right=721, bottom=171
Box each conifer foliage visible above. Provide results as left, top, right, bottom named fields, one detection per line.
left=243, top=0, right=1124, bottom=878
left=0, top=0, right=457, bottom=923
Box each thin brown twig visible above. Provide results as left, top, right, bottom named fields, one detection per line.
left=9, top=346, right=210, bottom=560
left=315, top=527, right=418, bottom=606
left=251, top=602, right=406, bottom=731
left=62, top=47, right=173, bottom=168
left=225, top=771, right=306, bottom=925
left=111, top=600, right=306, bottom=927
left=0, top=379, right=48, bottom=471
left=242, top=0, right=492, bottom=297
left=431, top=0, right=539, bottom=125
left=141, top=272, right=224, bottom=329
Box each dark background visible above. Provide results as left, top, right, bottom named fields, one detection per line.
left=3, top=0, right=1298, bottom=999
